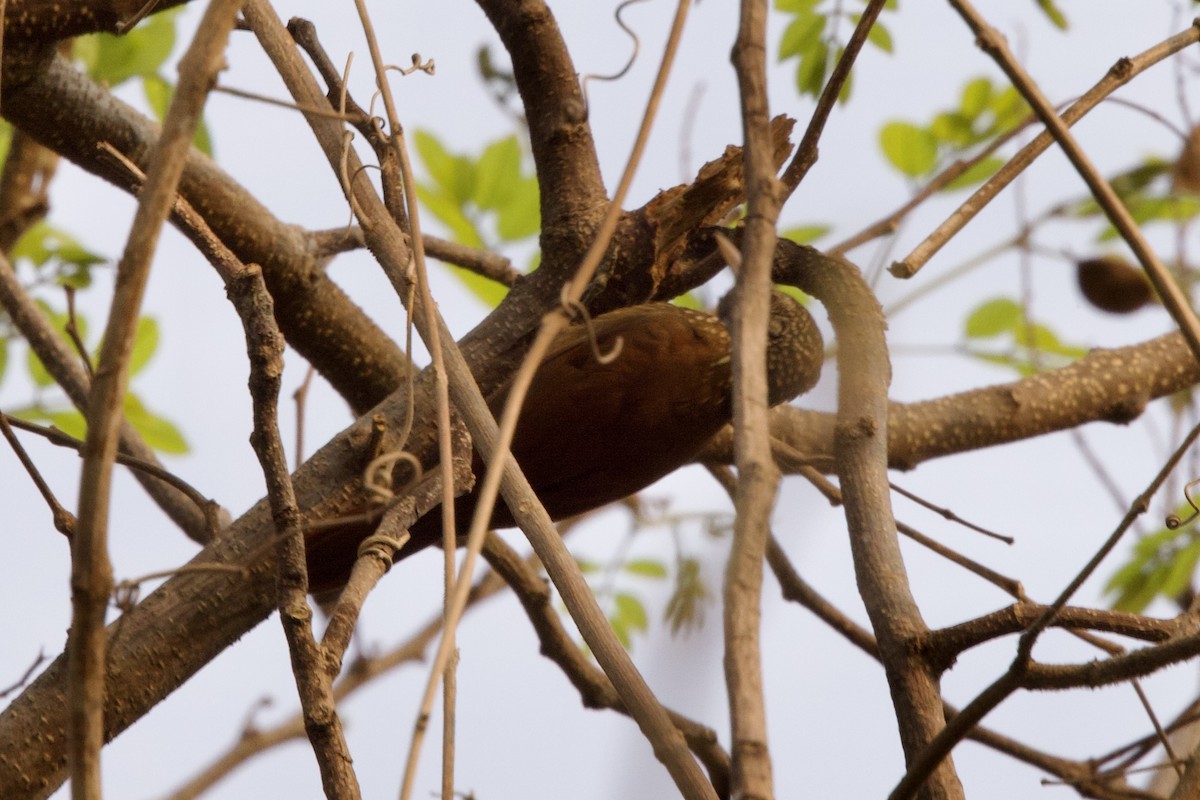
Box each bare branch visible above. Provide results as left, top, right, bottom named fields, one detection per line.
left=68, top=8, right=239, bottom=795
left=770, top=240, right=963, bottom=799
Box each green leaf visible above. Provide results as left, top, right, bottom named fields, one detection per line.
left=415, top=185, right=485, bottom=248
left=795, top=39, right=830, bottom=97
left=774, top=284, right=812, bottom=307
left=614, top=592, right=648, bottom=633
left=967, top=351, right=1033, bottom=377
left=143, top=75, right=214, bottom=156
left=1134, top=525, right=1181, bottom=557
left=964, top=298, right=1019, bottom=338
left=26, top=347, right=55, bottom=388
left=1162, top=539, right=1200, bottom=600
left=473, top=136, right=521, bottom=210
left=1035, top=0, right=1069, bottom=30
left=495, top=176, right=541, bottom=241
left=671, top=293, right=704, bottom=311
left=860, top=17, right=893, bottom=53
left=1015, top=322, right=1087, bottom=360
left=0, top=121, right=14, bottom=168
left=25, top=301, right=88, bottom=387
left=987, top=87, right=1031, bottom=135
left=1096, top=195, right=1200, bottom=240
left=79, top=8, right=180, bottom=87
left=123, top=393, right=188, bottom=454
left=879, top=121, right=937, bottom=177
left=0, top=337, right=8, bottom=384
left=1106, top=522, right=1196, bottom=612
left=414, top=130, right=475, bottom=203
left=447, top=264, right=508, bottom=309
left=781, top=225, right=830, bottom=244
left=1110, top=566, right=1164, bottom=613
left=12, top=222, right=107, bottom=288
left=942, top=156, right=1005, bottom=191
left=837, top=57, right=854, bottom=104
left=15, top=406, right=88, bottom=440
left=778, top=12, right=826, bottom=61
left=960, top=77, right=993, bottom=120
left=929, top=112, right=975, bottom=148
left=1109, top=158, right=1172, bottom=199
left=624, top=559, right=668, bottom=578
left=664, top=557, right=710, bottom=636
left=128, top=317, right=159, bottom=377
left=1104, top=556, right=1148, bottom=595
left=775, top=0, right=822, bottom=11
left=610, top=616, right=632, bottom=649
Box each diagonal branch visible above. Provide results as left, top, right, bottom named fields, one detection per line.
left=1, top=49, right=409, bottom=414
left=68, top=4, right=241, bottom=796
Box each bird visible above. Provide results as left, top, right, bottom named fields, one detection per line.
left=304, top=291, right=824, bottom=595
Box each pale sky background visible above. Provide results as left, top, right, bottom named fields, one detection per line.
left=1, top=1, right=1197, bottom=798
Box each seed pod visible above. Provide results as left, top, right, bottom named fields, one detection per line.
left=1174, top=125, right=1200, bottom=194
left=1075, top=256, right=1154, bottom=314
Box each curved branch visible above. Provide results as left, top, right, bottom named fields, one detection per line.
left=921, top=604, right=1179, bottom=672
left=769, top=239, right=963, bottom=799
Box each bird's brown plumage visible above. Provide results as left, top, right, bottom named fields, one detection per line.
left=305, top=293, right=823, bottom=594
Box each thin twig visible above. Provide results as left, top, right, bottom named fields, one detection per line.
left=0, top=249, right=219, bottom=542
left=231, top=260, right=361, bottom=798
left=61, top=286, right=94, bottom=381
left=0, top=650, right=44, bottom=701
left=292, top=365, right=316, bottom=470
left=765, top=536, right=1163, bottom=799
left=944, top=2, right=1200, bottom=364
left=4, top=411, right=220, bottom=530
left=344, top=1, right=467, bottom=792
left=894, top=20, right=1200, bottom=280
left=0, top=409, right=75, bottom=536
left=724, top=0, right=785, bottom=795
left=67, top=7, right=241, bottom=796
left=781, top=457, right=1025, bottom=599
left=890, top=417, right=1200, bottom=799
left=443, top=3, right=716, bottom=796
left=889, top=481, right=1012, bottom=544
left=213, top=83, right=369, bottom=123
left=781, top=0, right=888, bottom=197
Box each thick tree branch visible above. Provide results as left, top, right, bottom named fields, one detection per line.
left=704, top=328, right=1200, bottom=473
left=1, top=0, right=192, bottom=41
left=474, top=0, right=607, bottom=268
left=1, top=48, right=409, bottom=414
